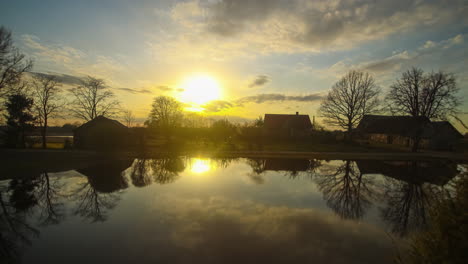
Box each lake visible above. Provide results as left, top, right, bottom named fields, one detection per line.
left=0, top=157, right=465, bottom=263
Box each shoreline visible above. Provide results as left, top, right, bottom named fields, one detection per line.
left=1, top=148, right=466, bottom=161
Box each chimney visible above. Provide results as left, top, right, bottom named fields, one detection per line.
left=296, top=112, right=299, bottom=115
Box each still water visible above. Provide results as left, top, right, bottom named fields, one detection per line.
left=0, top=157, right=464, bottom=263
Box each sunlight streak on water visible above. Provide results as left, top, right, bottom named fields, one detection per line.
left=190, top=158, right=212, bottom=174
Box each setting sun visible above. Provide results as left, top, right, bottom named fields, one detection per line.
left=180, top=75, right=221, bottom=105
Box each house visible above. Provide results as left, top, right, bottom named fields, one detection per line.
left=73, top=116, right=129, bottom=150
left=429, top=121, right=464, bottom=150
left=263, top=112, right=312, bottom=137
left=357, top=115, right=462, bottom=150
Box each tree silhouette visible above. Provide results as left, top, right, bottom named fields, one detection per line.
left=386, top=68, right=463, bottom=150
left=146, top=96, right=183, bottom=129
left=32, top=74, right=64, bottom=148
left=315, top=161, right=375, bottom=219
left=69, top=76, right=121, bottom=121
left=0, top=26, right=32, bottom=96
left=319, top=70, right=380, bottom=139
left=3, top=93, right=36, bottom=148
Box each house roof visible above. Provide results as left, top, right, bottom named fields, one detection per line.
left=357, top=115, right=463, bottom=139
left=264, top=113, right=312, bottom=129
left=74, top=116, right=127, bottom=133
left=357, top=115, right=431, bottom=137
left=431, top=121, right=463, bottom=138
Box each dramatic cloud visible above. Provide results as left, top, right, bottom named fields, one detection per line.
left=248, top=75, right=270, bottom=88
left=202, top=100, right=235, bottom=112
left=238, top=93, right=323, bottom=104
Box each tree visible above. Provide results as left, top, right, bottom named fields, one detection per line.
left=386, top=68, right=462, bottom=151
left=3, top=93, right=35, bottom=148
left=253, top=116, right=264, bottom=127
left=387, top=68, right=460, bottom=120
left=146, top=96, right=183, bottom=128
left=122, top=108, right=135, bottom=127
left=32, top=74, right=63, bottom=148
left=0, top=26, right=33, bottom=97
left=319, top=70, right=380, bottom=139
left=69, top=76, right=120, bottom=121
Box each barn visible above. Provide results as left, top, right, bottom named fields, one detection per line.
left=73, top=116, right=129, bottom=150
left=357, top=115, right=462, bottom=150
left=263, top=112, right=312, bottom=137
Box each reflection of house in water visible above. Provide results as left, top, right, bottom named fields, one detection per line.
left=264, top=158, right=311, bottom=172
left=77, top=159, right=133, bottom=193
left=356, top=160, right=459, bottom=186
left=263, top=112, right=312, bottom=137
left=357, top=115, right=463, bottom=150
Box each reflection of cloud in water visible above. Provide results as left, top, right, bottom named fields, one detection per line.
left=149, top=195, right=396, bottom=264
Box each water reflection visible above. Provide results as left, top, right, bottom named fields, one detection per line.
left=129, top=157, right=185, bottom=187
left=315, top=160, right=375, bottom=220
left=0, top=157, right=462, bottom=263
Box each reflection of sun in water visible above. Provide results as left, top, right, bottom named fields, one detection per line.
left=190, top=159, right=212, bottom=174
left=180, top=75, right=221, bottom=108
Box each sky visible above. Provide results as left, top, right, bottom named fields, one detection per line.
left=1, top=0, right=467, bottom=131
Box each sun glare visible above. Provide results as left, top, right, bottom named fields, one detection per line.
left=190, top=158, right=212, bottom=174
left=180, top=75, right=221, bottom=105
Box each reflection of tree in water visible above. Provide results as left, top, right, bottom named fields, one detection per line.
left=315, top=160, right=375, bottom=220
left=212, top=157, right=236, bottom=170
left=130, top=157, right=185, bottom=187
left=246, top=158, right=266, bottom=184
left=0, top=189, right=39, bottom=263
left=8, top=172, right=64, bottom=225
left=380, top=178, right=442, bottom=236
left=357, top=160, right=459, bottom=236
left=71, top=182, right=120, bottom=222
left=72, top=159, right=132, bottom=222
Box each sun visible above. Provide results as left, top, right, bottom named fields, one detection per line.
left=180, top=75, right=221, bottom=105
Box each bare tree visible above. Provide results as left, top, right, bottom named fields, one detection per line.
left=32, top=74, right=63, bottom=148
left=69, top=76, right=120, bottom=121
left=146, top=96, right=183, bottom=128
left=386, top=68, right=462, bottom=151
left=319, top=70, right=380, bottom=139
left=387, top=67, right=462, bottom=121
left=0, top=26, right=33, bottom=97
left=122, top=108, right=135, bottom=127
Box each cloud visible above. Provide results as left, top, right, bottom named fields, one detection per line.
left=248, top=75, right=270, bottom=88
left=29, top=72, right=85, bottom=86
left=238, top=93, right=323, bottom=104
left=202, top=100, right=235, bottom=112
left=155, top=85, right=184, bottom=92
left=201, top=0, right=467, bottom=52
left=143, top=195, right=396, bottom=264
left=20, top=34, right=128, bottom=86
left=320, top=33, right=467, bottom=79
left=116, top=87, right=152, bottom=94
